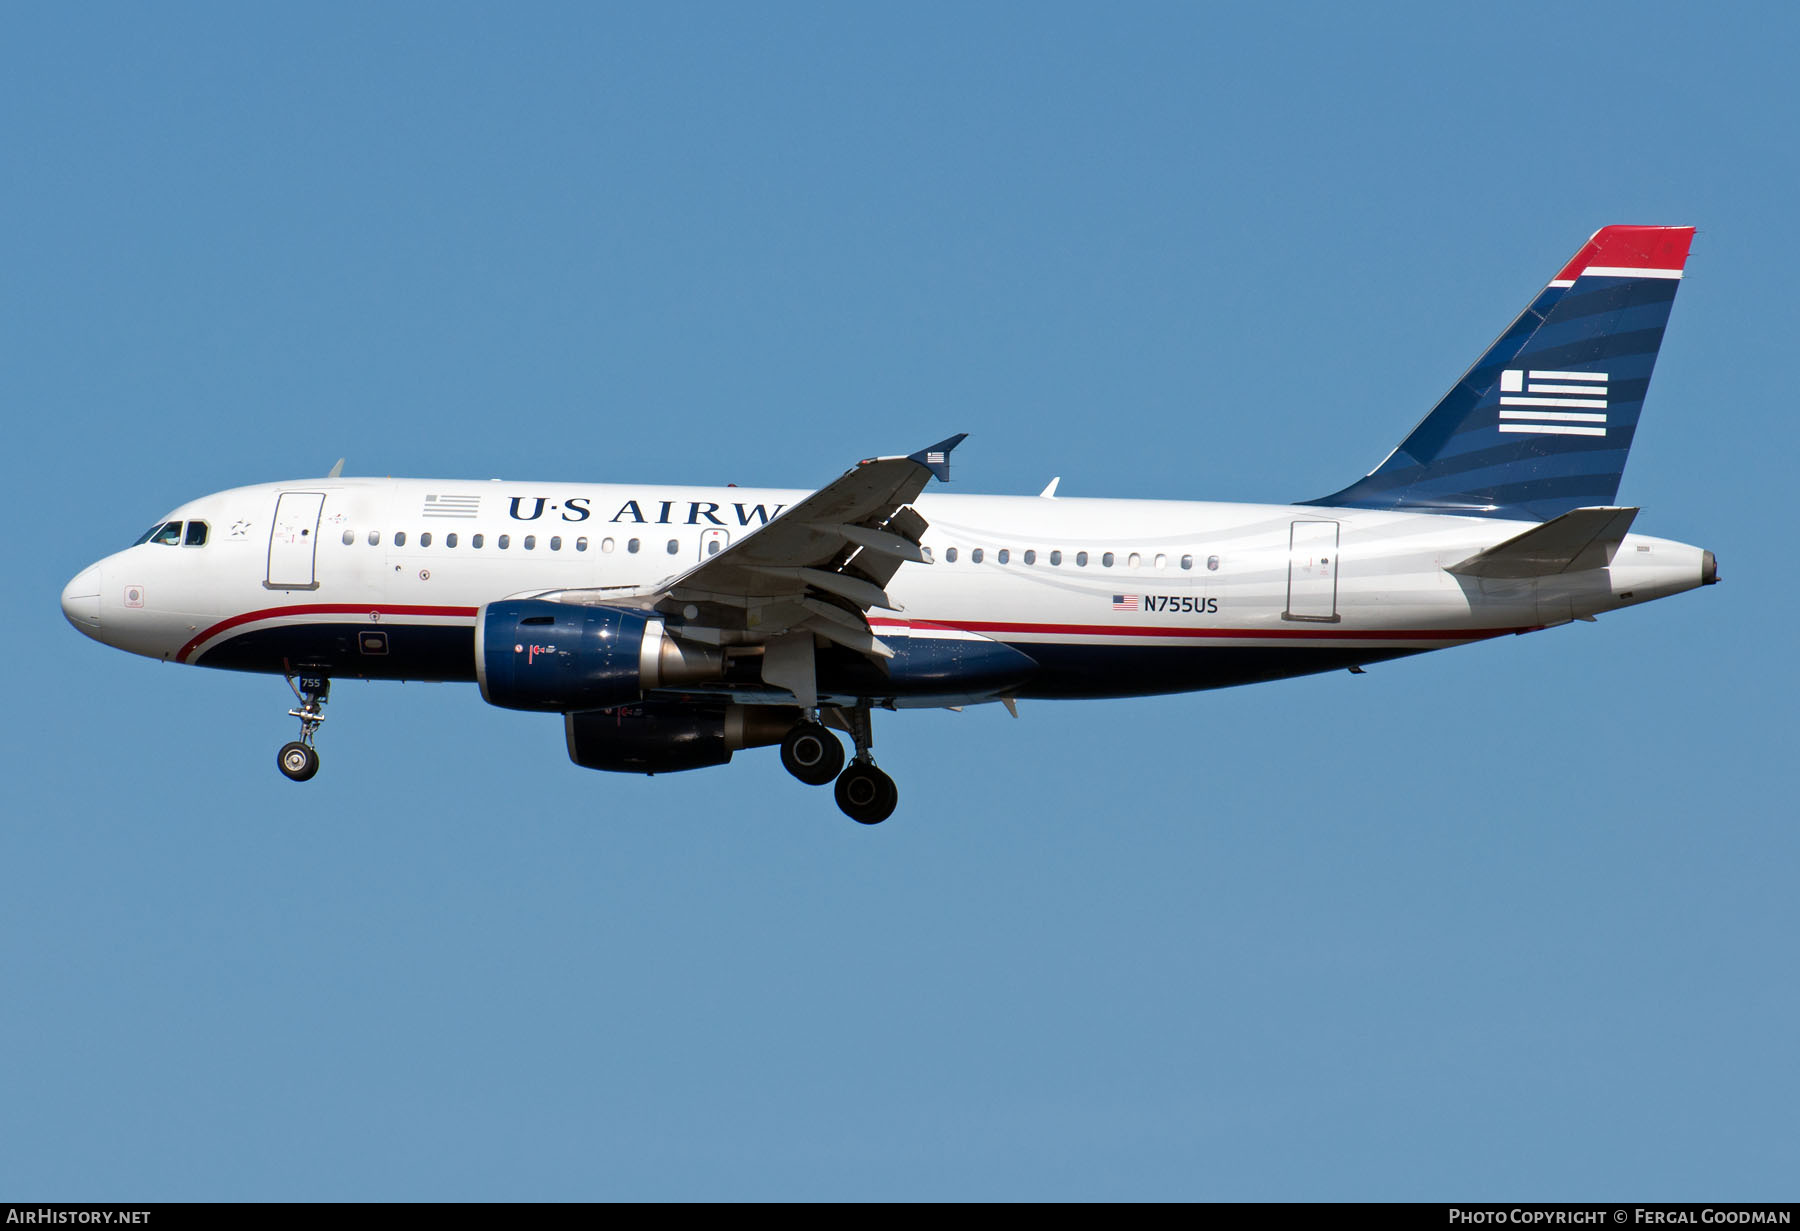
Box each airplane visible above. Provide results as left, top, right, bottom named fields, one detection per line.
left=60, top=225, right=1716, bottom=824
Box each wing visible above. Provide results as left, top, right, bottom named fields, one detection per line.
left=654, top=434, right=965, bottom=655
left=532, top=434, right=966, bottom=693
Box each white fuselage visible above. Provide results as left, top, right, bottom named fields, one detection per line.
left=61, top=476, right=1711, bottom=705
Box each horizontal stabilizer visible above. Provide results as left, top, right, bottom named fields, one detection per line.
left=1447, top=506, right=1638, bottom=579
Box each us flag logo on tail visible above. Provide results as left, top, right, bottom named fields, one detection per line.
left=1497, top=369, right=1608, bottom=438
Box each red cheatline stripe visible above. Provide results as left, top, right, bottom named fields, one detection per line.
left=179, top=603, right=479, bottom=663
left=181, top=604, right=1534, bottom=666
left=872, top=618, right=1533, bottom=642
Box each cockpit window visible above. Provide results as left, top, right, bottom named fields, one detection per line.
left=134, top=520, right=208, bottom=546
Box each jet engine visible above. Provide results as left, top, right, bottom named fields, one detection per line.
left=476, top=599, right=723, bottom=712
left=565, top=703, right=796, bottom=774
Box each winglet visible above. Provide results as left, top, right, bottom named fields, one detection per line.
left=907, top=434, right=969, bottom=483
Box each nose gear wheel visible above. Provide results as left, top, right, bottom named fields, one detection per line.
left=277, top=672, right=330, bottom=782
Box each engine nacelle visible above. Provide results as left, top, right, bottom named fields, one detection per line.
left=565, top=703, right=796, bottom=774
left=476, top=599, right=722, bottom=712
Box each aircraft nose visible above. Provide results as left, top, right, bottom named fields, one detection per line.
left=61, top=564, right=102, bottom=636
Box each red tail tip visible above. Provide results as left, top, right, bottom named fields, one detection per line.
left=1555, top=225, right=1695, bottom=281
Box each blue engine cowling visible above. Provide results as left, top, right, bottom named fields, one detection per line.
left=478, top=599, right=657, bottom=713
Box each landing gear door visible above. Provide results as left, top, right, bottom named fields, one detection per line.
left=267, top=492, right=326, bottom=590
left=1284, top=520, right=1340, bottom=622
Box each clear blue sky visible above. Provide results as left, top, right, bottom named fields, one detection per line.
left=5, top=2, right=1793, bottom=1200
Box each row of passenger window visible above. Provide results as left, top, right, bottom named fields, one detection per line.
left=341, top=530, right=686, bottom=554
left=933, top=546, right=1218, bottom=571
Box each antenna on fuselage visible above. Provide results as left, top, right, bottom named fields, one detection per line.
left=327, top=458, right=345, bottom=478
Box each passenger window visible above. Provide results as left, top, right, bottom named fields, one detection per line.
left=945, top=547, right=958, bottom=563
left=921, top=546, right=934, bottom=562
left=368, top=531, right=381, bottom=546
left=997, top=549, right=1010, bottom=564
left=446, top=533, right=458, bottom=548
left=1023, top=549, right=1036, bottom=565
left=1050, top=550, right=1062, bottom=566
left=1208, top=555, right=1220, bottom=571
left=523, top=535, right=536, bottom=550
left=394, top=531, right=407, bottom=547
left=1102, top=552, right=1114, bottom=567
left=472, top=534, right=484, bottom=548
left=550, top=536, right=562, bottom=551
left=1076, top=551, right=1088, bottom=567
left=577, top=537, right=588, bottom=552
left=706, top=539, right=720, bottom=555
left=971, top=548, right=984, bottom=563
left=342, top=530, right=355, bottom=546
left=1128, top=552, right=1141, bottom=569
left=420, top=532, right=432, bottom=548
left=1154, top=553, right=1167, bottom=569
left=666, top=539, right=678, bottom=554
left=1180, top=554, right=1193, bottom=570
left=151, top=523, right=182, bottom=546
left=184, top=521, right=209, bottom=547
left=628, top=538, right=640, bottom=554
left=498, top=534, right=510, bottom=549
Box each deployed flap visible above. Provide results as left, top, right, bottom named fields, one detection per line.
left=761, top=632, right=817, bottom=711
left=1447, top=506, right=1639, bottom=579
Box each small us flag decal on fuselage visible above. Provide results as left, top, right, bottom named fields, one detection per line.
left=1112, top=594, right=1139, bottom=611
left=1496, top=369, right=1608, bottom=437
left=422, top=494, right=482, bottom=518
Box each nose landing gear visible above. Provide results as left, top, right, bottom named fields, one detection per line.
left=277, top=674, right=329, bottom=782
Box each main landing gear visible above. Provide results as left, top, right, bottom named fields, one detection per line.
left=277, top=674, right=329, bottom=782
left=780, top=718, right=845, bottom=785
left=779, top=704, right=897, bottom=825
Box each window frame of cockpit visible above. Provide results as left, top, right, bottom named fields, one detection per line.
left=136, top=519, right=211, bottom=547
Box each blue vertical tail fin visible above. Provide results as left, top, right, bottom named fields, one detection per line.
left=1307, top=225, right=1694, bottom=521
